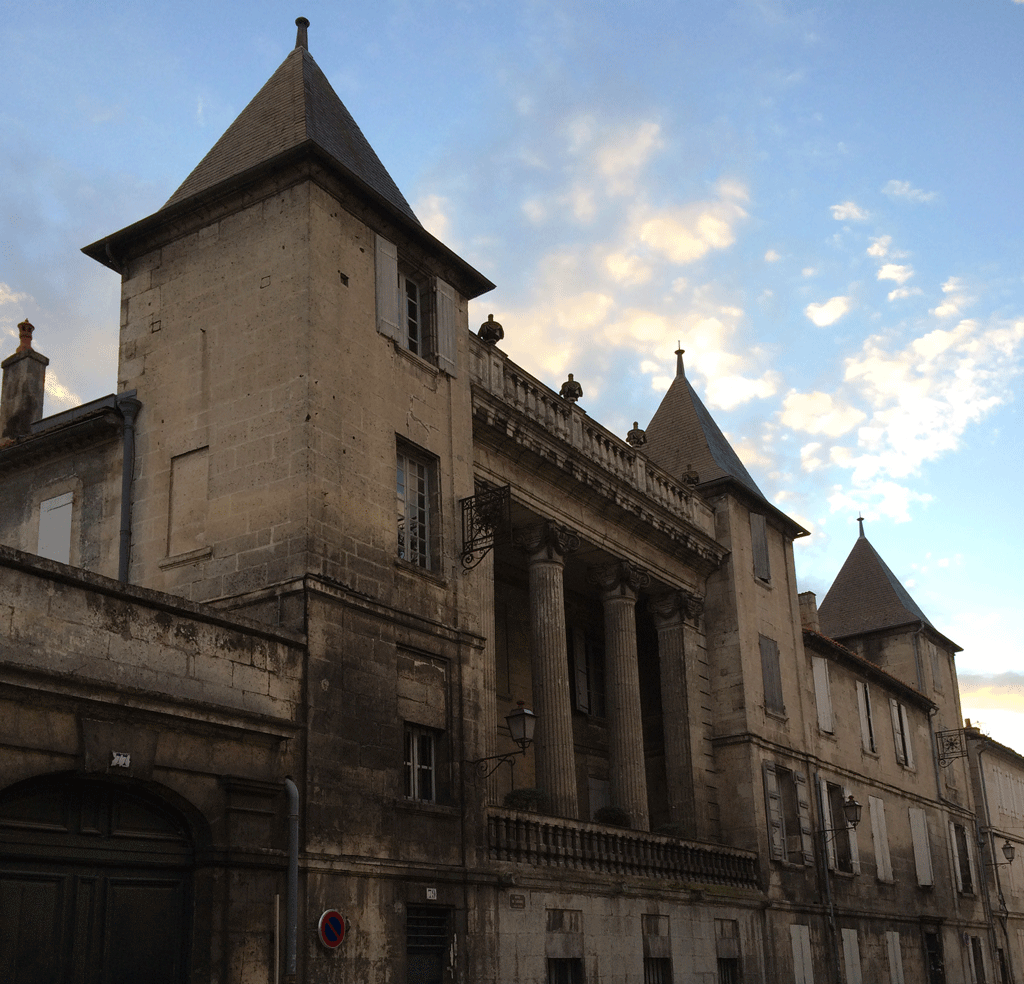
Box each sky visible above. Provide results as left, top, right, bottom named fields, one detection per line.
left=1, top=1, right=1022, bottom=747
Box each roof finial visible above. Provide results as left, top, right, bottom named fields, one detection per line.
left=675, top=342, right=685, bottom=378
left=857, top=514, right=865, bottom=538
left=17, top=319, right=35, bottom=353
left=295, top=16, right=310, bottom=51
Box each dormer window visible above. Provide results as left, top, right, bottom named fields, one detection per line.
left=375, top=235, right=458, bottom=375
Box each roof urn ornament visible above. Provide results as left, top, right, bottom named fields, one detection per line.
left=626, top=421, right=647, bottom=448
left=559, top=373, right=583, bottom=403
left=478, top=314, right=504, bottom=345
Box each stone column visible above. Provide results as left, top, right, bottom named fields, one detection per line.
left=591, top=560, right=651, bottom=831
left=650, top=589, right=709, bottom=838
left=514, top=521, right=580, bottom=819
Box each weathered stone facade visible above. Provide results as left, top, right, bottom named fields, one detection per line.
left=0, top=19, right=1012, bottom=984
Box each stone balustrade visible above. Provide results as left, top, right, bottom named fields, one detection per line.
left=486, top=809, right=759, bottom=889
left=469, top=341, right=716, bottom=540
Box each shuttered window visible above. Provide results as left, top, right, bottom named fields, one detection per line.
left=857, top=682, right=876, bottom=753
left=750, top=512, right=771, bottom=581
left=842, top=929, right=863, bottom=984
left=889, top=699, right=914, bottom=768
left=760, top=635, right=785, bottom=715
left=869, top=796, right=893, bottom=882
left=909, top=807, right=934, bottom=887
left=763, top=762, right=814, bottom=866
left=885, top=931, right=906, bottom=984
left=812, top=657, right=833, bottom=733
left=790, top=924, right=814, bottom=984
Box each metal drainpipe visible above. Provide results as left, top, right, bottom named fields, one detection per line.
left=115, top=396, right=141, bottom=583
left=814, top=772, right=843, bottom=984
left=283, top=777, right=299, bottom=984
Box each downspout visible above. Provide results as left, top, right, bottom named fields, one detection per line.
left=283, top=776, right=299, bottom=984
left=115, top=396, right=141, bottom=583
left=814, top=771, right=843, bottom=984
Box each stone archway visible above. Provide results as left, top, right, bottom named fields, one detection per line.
left=0, top=773, right=194, bottom=984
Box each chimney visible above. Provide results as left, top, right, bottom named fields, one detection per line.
left=1, top=319, right=49, bottom=439
left=798, top=591, right=820, bottom=632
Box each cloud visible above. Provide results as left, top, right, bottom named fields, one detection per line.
left=888, top=287, right=923, bottom=301
left=639, top=187, right=748, bottom=265
left=882, top=179, right=937, bottom=203
left=764, top=249, right=781, bottom=262
left=705, top=372, right=777, bottom=411
left=831, top=201, right=868, bottom=221
left=805, top=295, right=850, bottom=326
left=780, top=390, right=866, bottom=437
left=0, top=283, right=29, bottom=310
left=604, top=251, right=652, bottom=285
left=877, top=264, right=914, bottom=285
left=931, top=276, right=971, bottom=318
left=416, top=194, right=451, bottom=240
left=867, top=236, right=891, bottom=258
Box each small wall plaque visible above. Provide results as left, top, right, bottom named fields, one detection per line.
left=110, top=751, right=131, bottom=768
left=509, top=894, right=526, bottom=909
left=426, top=888, right=437, bottom=901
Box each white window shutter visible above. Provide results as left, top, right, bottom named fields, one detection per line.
left=857, top=683, right=875, bottom=752
left=820, top=779, right=837, bottom=871
left=949, top=820, right=964, bottom=892
left=794, top=771, right=815, bottom=866
left=900, top=704, right=915, bottom=768
left=375, top=235, right=401, bottom=341
left=763, top=763, right=785, bottom=861
left=870, top=796, right=893, bottom=882
left=842, top=929, right=863, bottom=984
left=790, top=925, right=814, bottom=984
left=435, top=277, right=458, bottom=376
left=909, top=808, right=934, bottom=886
left=812, top=657, right=834, bottom=733
left=885, top=931, right=906, bottom=984
left=890, top=698, right=906, bottom=765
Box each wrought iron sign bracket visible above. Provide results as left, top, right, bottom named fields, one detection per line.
left=460, top=484, right=512, bottom=574
left=937, top=728, right=968, bottom=767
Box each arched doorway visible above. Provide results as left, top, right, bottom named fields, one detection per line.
left=0, top=773, right=194, bottom=984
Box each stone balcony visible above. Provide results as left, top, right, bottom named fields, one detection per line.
left=469, top=339, right=720, bottom=557
left=486, top=809, right=760, bottom=889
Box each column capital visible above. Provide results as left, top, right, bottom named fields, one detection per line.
left=513, top=520, right=580, bottom=562
left=589, top=559, right=650, bottom=600
left=649, top=589, right=704, bottom=626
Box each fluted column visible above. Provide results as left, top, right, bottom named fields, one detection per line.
left=650, top=589, right=709, bottom=838
left=591, top=560, right=651, bottom=831
left=514, top=521, right=580, bottom=819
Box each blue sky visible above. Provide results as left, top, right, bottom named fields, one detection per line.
left=2, top=0, right=1022, bottom=746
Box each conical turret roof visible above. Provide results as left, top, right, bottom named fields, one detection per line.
left=818, top=522, right=959, bottom=650
left=163, top=22, right=418, bottom=223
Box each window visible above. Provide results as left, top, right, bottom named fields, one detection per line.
left=857, top=682, right=876, bottom=753
left=790, top=924, right=814, bottom=984
left=885, top=931, right=906, bottom=984
left=890, top=699, right=915, bottom=768
left=869, top=796, right=893, bottom=882
left=404, top=725, right=437, bottom=803
left=812, top=657, right=833, bottom=733
left=568, top=625, right=605, bottom=717
left=969, top=936, right=987, bottom=984
left=376, top=235, right=458, bottom=375
left=760, top=635, right=785, bottom=714
left=822, top=780, right=858, bottom=874
left=909, top=807, right=934, bottom=887
left=750, top=512, right=771, bottom=581
left=764, top=763, right=814, bottom=865
left=406, top=906, right=451, bottom=984
left=37, top=491, right=73, bottom=563
left=396, top=444, right=437, bottom=569
left=717, top=959, right=740, bottom=984
left=548, top=959, right=584, bottom=984
left=950, top=821, right=976, bottom=894
left=644, top=959, right=672, bottom=984
left=842, top=929, right=863, bottom=984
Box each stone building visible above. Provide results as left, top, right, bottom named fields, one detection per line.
left=0, top=18, right=1013, bottom=984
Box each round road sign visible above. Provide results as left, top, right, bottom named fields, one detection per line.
left=318, top=909, right=346, bottom=949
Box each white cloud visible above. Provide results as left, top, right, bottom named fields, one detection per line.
left=780, top=390, right=866, bottom=437
left=639, top=192, right=748, bottom=265
left=882, top=179, right=937, bottom=203
left=805, top=295, right=850, bottom=326
left=877, top=263, right=914, bottom=285
left=416, top=194, right=451, bottom=240
left=705, top=373, right=777, bottom=410
left=604, top=251, right=652, bottom=286
left=801, top=267, right=816, bottom=277
left=931, top=276, right=971, bottom=318
left=831, top=201, right=868, bottom=221
left=867, top=236, right=891, bottom=258
left=800, top=442, right=825, bottom=472
left=0, top=283, right=29, bottom=308
left=764, top=249, right=781, bottom=262
left=888, top=287, right=923, bottom=301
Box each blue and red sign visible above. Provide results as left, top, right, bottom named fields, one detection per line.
left=317, top=910, right=346, bottom=949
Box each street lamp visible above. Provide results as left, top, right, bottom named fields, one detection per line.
left=469, top=703, right=537, bottom=779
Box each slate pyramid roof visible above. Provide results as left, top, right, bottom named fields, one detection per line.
left=163, top=22, right=419, bottom=224
left=818, top=523, right=959, bottom=650
left=643, top=349, right=806, bottom=535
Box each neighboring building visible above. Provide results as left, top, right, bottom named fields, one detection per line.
left=0, top=18, right=1015, bottom=984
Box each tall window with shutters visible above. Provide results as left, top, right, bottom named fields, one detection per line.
left=857, top=682, right=876, bottom=753
left=868, top=796, right=894, bottom=883
left=950, top=821, right=977, bottom=895
left=763, top=762, right=814, bottom=865
left=375, top=234, right=459, bottom=375
left=890, top=699, right=914, bottom=768
left=812, top=657, right=834, bottom=734
left=760, top=635, right=785, bottom=715
left=750, top=512, right=771, bottom=582
left=822, top=779, right=859, bottom=874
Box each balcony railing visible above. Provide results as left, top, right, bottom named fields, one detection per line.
left=486, top=809, right=759, bottom=889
